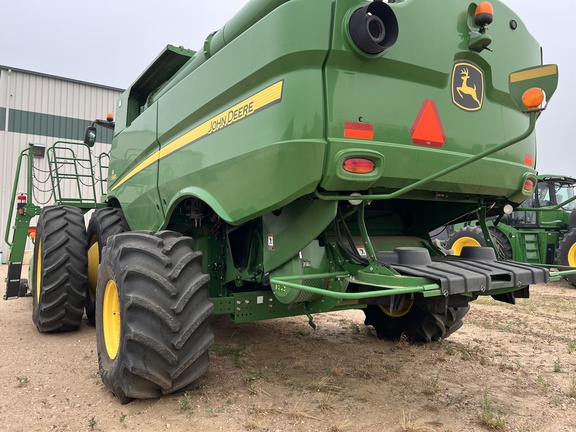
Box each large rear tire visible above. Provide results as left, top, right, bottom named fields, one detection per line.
left=363, top=295, right=469, bottom=342
left=32, top=206, right=87, bottom=332
left=86, top=208, right=130, bottom=325
left=488, top=227, right=513, bottom=260
left=96, top=231, right=214, bottom=403
left=557, top=228, right=576, bottom=287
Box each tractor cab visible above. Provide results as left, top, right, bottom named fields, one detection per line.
left=505, top=175, right=576, bottom=229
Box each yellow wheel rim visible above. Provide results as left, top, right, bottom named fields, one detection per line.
left=379, top=294, right=414, bottom=318
left=87, top=237, right=99, bottom=298
left=451, top=237, right=481, bottom=256
left=35, top=239, right=43, bottom=303
left=103, top=279, right=121, bottom=359
left=568, top=242, right=576, bottom=267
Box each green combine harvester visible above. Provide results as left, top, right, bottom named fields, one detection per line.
left=445, top=174, right=576, bottom=286
left=4, top=0, right=569, bottom=403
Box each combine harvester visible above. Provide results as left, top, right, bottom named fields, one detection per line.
left=4, top=0, right=569, bottom=403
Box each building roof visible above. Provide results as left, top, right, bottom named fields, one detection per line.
left=0, top=64, right=124, bottom=92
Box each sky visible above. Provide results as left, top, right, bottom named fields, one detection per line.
left=0, top=0, right=573, bottom=177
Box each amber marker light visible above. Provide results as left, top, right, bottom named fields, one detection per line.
left=475, top=2, right=494, bottom=27
left=522, top=87, right=545, bottom=111
left=106, top=112, right=114, bottom=122
left=343, top=158, right=375, bottom=174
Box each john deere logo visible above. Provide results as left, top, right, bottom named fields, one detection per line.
left=451, top=62, right=484, bottom=111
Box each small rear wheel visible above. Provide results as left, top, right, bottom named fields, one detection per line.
left=96, top=231, right=214, bottom=403
left=363, top=294, right=469, bottom=342
left=32, top=206, right=87, bottom=332
left=557, top=228, right=576, bottom=287
left=86, top=208, right=129, bottom=325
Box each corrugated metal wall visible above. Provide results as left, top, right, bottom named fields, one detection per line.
left=0, top=67, right=123, bottom=263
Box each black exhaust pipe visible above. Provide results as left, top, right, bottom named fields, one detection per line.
left=349, top=1, right=399, bottom=54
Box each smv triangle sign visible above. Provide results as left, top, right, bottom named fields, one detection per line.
left=410, top=100, right=446, bottom=148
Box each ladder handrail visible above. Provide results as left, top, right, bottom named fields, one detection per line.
left=4, top=146, right=34, bottom=248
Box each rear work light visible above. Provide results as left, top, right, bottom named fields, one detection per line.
left=343, top=158, right=375, bottom=174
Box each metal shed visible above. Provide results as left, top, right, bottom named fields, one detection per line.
left=1, top=66, right=123, bottom=263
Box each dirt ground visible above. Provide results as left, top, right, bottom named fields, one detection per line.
left=1, top=264, right=575, bottom=432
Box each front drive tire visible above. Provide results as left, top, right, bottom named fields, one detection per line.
left=363, top=295, right=469, bottom=342
left=445, top=226, right=486, bottom=256
left=32, top=206, right=87, bottom=332
left=557, top=228, right=576, bottom=287
left=446, top=226, right=512, bottom=260
left=96, top=231, right=214, bottom=404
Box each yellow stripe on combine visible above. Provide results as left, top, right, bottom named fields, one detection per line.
left=510, top=64, right=557, bottom=83
left=111, top=80, right=284, bottom=191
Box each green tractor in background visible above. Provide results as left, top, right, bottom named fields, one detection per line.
left=446, top=175, right=576, bottom=286
left=4, top=0, right=570, bottom=404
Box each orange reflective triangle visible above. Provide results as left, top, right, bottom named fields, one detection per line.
left=410, top=100, right=446, bottom=148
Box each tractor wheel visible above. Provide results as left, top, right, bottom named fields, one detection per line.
left=85, top=208, right=130, bottom=325
left=363, top=294, right=469, bottom=342
left=96, top=231, right=214, bottom=404
left=556, top=228, right=576, bottom=287
left=445, top=226, right=486, bottom=256
left=32, top=206, right=87, bottom=332
left=488, top=227, right=513, bottom=260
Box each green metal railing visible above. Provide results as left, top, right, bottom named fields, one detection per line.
left=4, top=146, right=38, bottom=248
left=47, top=142, right=100, bottom=205
left=5, top=141, right=108, bottom=250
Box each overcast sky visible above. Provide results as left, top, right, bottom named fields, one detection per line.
left=1, top=0, right=573, bottom=177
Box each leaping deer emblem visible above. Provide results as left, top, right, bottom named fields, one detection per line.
left=456, top=67, right=481, bottom=107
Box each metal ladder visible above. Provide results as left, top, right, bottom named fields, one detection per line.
left=3, top=141, right=107, bottom=299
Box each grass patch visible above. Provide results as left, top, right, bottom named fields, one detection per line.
left=554, top=357, right=563, bottom=373
left=400, top=411, right=436, bottom=431
left=15, top=376, right=29, bottom=386
left=454, top=342, right=484, bottom=361
left=329, top=418, right=353, bottom=431
left=307, top=376, right=342, bottom=393
left=210, top=343, right=248, bottom=368
left=88, top=417, right=97, bottom=430
left=285, top=399, right=320, bottom=421
left=536, top=373, right=548, bottom=393
left=568, top=377, right=576, bottom=399
left=178, top=391, right=193, bottom=413
left=423, top=374, right=440, bottom=401
left=480, top=390, right=507, bottom=430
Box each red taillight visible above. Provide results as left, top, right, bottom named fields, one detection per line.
left=523, top=178, right=535, bottom=192
left=343, top=158, right=375, bottom=174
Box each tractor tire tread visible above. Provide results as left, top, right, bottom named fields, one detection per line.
left=96, top=231, right=213, bottom=403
